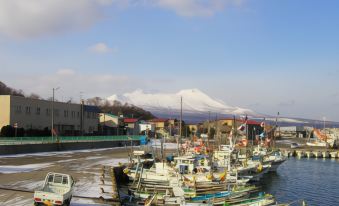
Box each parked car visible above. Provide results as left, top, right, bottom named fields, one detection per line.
left=34, top=172, right=75, bottom=206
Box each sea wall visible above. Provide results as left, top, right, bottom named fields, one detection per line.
left=0, top=140, right=140, bottom=155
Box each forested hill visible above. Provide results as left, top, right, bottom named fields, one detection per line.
left=0, top=81, right=24, bottom=96
left=86, top=97, right=156, bottom=120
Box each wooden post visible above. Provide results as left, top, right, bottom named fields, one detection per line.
left=111, top=167, right=120, bottom=200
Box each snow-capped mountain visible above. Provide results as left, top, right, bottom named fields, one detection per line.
left=107, top=89, right=256, bottom=116
left=106, top=89, right=339, bottom=126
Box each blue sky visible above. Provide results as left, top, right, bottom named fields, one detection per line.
left=1, top=0, right=339, bottom=121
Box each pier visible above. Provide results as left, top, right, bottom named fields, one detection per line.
left=280, top=148, right=339, bottom=159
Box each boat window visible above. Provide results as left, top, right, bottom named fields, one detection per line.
left=54, top=174, right=63, bottom=184
left=48, top=174, right=54, bottom=182
left=62, top=176, right=68, bottom=184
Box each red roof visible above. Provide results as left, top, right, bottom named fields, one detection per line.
left=124, top=118, right=138, bottom=123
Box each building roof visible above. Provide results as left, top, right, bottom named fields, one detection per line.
left=124, top=118, right=138, bottom=123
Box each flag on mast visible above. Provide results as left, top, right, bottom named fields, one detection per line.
left=237, top=115, right=248, bottom=131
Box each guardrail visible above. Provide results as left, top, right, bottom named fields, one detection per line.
left=0, top=135, right=146, bottom=145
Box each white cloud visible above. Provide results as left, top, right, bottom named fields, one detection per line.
left=0, top=0, right=114, bottom=39
left=0, top=0, right=245, bottom=39
left=3, top=69, right=138, bottom=100
left=153, top=0, right=244, bottom=17
left=88, top=43, right=117, bottom=54
left=56, top=69, right=76, bottom=76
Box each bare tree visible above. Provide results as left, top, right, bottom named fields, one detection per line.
left=28, top=93, right=41, bottom=99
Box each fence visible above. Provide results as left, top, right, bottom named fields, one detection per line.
left=0, top=135, right=146, bottom=145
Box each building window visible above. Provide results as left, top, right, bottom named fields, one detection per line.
left=25, top=106, right=31, bottom=114
left=87, top=112, right=90, bottom=119
left=77, top=112, right=80, bottom=118
left=54, top=109, right=59, bottom=117
left=46, top=108, right=50, bottom=116
left=64, top=110, right=69, bottom=118
left=92, top=112, right=96, bottom=119
left=15, top=105, right=22, bottom=113
left=36, top=107, right=41, bottom=115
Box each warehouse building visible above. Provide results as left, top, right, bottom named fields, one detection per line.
left=0, top=95, right=100, bottom=136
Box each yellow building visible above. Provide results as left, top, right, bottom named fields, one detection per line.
left=149, top=119, right=168, bottom=131
left=0, top=95, right=99, bottom=135
left=187, top=124, right=198, bottom=134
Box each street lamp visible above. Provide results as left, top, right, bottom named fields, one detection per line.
left=52, top=87, right=60, bottom=142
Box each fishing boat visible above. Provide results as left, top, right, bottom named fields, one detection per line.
left=223, top=193, right=276, bottom=206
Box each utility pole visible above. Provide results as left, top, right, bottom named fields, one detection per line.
left=80, top=99, right=84, bottom=136
left=178, top=96, right=183, bottom=155
left=52, top=87, right=60, bottom=142
left=208, top=111, right=211, bottom=138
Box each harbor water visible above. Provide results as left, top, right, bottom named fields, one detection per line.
left=261, top=158, right=339, bottom=206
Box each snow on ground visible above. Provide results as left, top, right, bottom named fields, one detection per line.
left=0, top=146, right=131, bottom=158
left=0, top=195, right=109, bottom=206
left=57, top=159, right=78, bottom=163
left=0, top=163, right=53, bottom=174
left=74, top=174, right=102, bottom=198
left=6, top=180, right=45, bottom=190
left=71, top=201, right=110, bottom=206
left=85, top=156, right=103, bottom=160
left=95, top=158, right=129, bottom=167
left=0, top=195, right=33, bottom=206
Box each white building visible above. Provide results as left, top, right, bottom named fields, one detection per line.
left=139, top=122, right=155, bottom=133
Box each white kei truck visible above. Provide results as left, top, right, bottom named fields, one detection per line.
left=33, top=172, right=75, bottom=206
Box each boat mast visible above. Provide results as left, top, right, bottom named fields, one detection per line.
left=274, top=112, right=280, bottom=148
